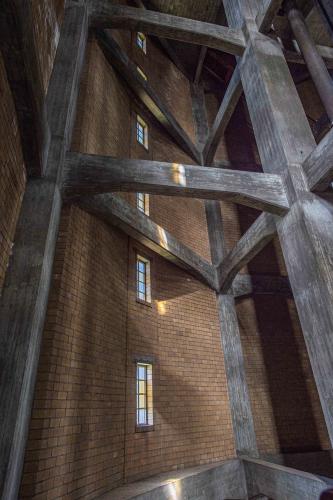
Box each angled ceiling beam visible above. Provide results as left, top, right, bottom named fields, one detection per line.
left=0, top=0, right=50, bottom=177
left=303, top=126, right=333, bottom=190
left=77, top=193, right=218, bottom=290
left=131, top=0, right=189, bottom=78
left=216, top=213, right=277, bottom=293
left=194, top=46, right=208, bottom=85
left=256, top=0, right=283, bottom=32
left=97, top=30, right=201, bottom=164
left=314, top=0, right=333, bottom=38
left=90, top=3, right=246, bottom=56
left=203, top=63, right=243, bottom=165
left=233, top=273, right=292, bottom=298
left=283, top=45, right=333, bottom=69
left=63, top=152, right=290, bottom=215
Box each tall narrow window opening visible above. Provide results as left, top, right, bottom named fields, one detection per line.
left=136, top=32, right=147, bottom=53
left=137, top=193, right=149, bottom=215
left=136, top=254, right=151, bottom=303
left=136, top=362, right=153, bottom=427
left=136, top=115, right=148, bottom=149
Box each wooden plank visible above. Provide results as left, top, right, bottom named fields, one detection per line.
left=233, top=274, right=292, bottom=298
left=97, top=30, right=201, bottom=163
left=0, top=4, right=88, bottom=497
left=203, top=63, right=243, bottom=165
left=256, top=0, right=283, bottom=32
left=314, top=0, right=333, bottom=38
left=90, top=3, right=246, bottom=56
left=0, top=0, right=50, bottom=177
left=242, top=456, right=328, bottom=500
left=224, top=0, right=333, bottom=446
left=77, top=193, right=217, bottom=289
left=63, top=152, right=289, bottom=215
left=283, top=45, right=333, bottom=69
left=217, top=213, right=277, bottom=293
left=303, top=126, right=333, bottom=191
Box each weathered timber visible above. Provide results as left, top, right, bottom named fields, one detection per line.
left=203, top=64, right=243, bottom=165
left=0, top=0, right=50, bottom=176
left=77, top=193, right=217, bottom=289
left=194, top=46, right=208, bottom=85
left=89, top=3, right=246, bottom=56
left=217, top=213, right=277, bottom=293
left=0, top=5, right=88, bottom=498
left=314, top=0, right=333, bottom=38
left=233, top=274, right=292, bottom=298
left=217, top=295, right=259, bottom=456
left=224, top=0, right=333, bottom=445
left=191, top=82, right=258, bottom=457
left=303, top=126, right=333, bottom=191
left=286, top=1, right=333, bottom=122
left=63, top=153, right=289, bottom=215
left=283, top=44, right=333, bottom=69
left=242, top=456, right=329, bottom=500
left=256, top=0, right=283, bottom=32
left=96, top=30, right=201, bottom=163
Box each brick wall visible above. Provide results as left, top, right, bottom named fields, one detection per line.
left=21, top=206, right=129, bottom=499
left=0, top=52, right=26, bottom=292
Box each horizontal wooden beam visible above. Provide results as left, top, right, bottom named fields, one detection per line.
left=203, top=63, right=242, bottom=165
left=233, top=273, right=292, bottom=298
left=63, top=153, right=290, bottom=215
left=90, top=3, right=246, bottom=56
left=256, top=0, right=283, bottom=32
left=77, top=193, right=217, bottom=289
left=303, top=126, right=333, bottom=191
left=284, top=45, right=333, bottom=69
left=97, top=30, right=201, bottom=164
left=0, top=0, right=50, bottom=177
left=217, top=213, right=277, bottom=293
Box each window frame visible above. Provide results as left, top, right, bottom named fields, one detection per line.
left=136, top=253, right=152, bottom=305
left=136, top=115, right=149, bottom=150
left=135, top=360, right=154, bottom=432
left=136, top=32, right=147, bottom=54
left=136, top=192, right=149, bottom=216
left=136, top=65, right=147, bottom=81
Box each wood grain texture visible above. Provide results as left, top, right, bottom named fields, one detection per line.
left=217, top=213, right=277, bottom=293
left=0, top=5, right=88, bottom=498
left=233, top=274, right=292, bottom=298
left=96, top=30, right=201, bottom=163
left=303, top=126, right=333, bottom=191
left=63, top=152, right=289, bottom=215
left=90, top=3, right=246, bottom=56
left=77, top=193, right=217, bottom=289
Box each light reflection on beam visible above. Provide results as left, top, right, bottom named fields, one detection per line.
left=172, top=163, right=186, bottom=186
left=157, top=225, right=169, bottom=250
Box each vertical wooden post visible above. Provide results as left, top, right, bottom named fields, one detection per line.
left=223, top=0, right=333, bottom=446
left=0, top=3, right=88, bottom=497
left=192, top=85, right=258, bottom=456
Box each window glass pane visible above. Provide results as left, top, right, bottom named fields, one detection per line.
left=138, top=409, right=147, bottom=424
left=139, top=394, right=146, bottom=408
left=139, top=380, right=146, bottom=393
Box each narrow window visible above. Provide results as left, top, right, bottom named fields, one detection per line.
left=136, top=115, right=148, bottom=149
left=137, top=193, right=149, bottom=215
left=136, top=362, right=153, bottom=427
left=136, top=66, right=147, bottom=81
left=136, top=254, right=151, bottom=303
left=136, top=32, right=147, bottom=53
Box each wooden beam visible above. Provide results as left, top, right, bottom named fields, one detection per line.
left=233, top=274, right=292, bottom=298
left=97, top=30, right=201, bottom=163
left=303, top=126, right=333, bottom=191
left=63, top=152, right=290, bottom=215
left=0, top=0, right=50, bottom=177
left=0, top=4, right=88, bottom=497
left=194, top=46, right=208, bottom=85
left=90, top=3, right=246, bottom=56
left=77, top=193, right=217, bottom=289
left=203, top=63, right=243, bottom=165
left=191, top=84, right=258, bottom=457
left=217, top=213, right=277, bottom=293
left=224, top=0, right=333, bottom=446
left=284, top=45, right=333, bottom=69
left=256, top=0, right=283, bottom=32
left=314, top=0, right=333, bottom=38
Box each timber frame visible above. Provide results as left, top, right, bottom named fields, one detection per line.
left=1, top=0, right=333, bottom=497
